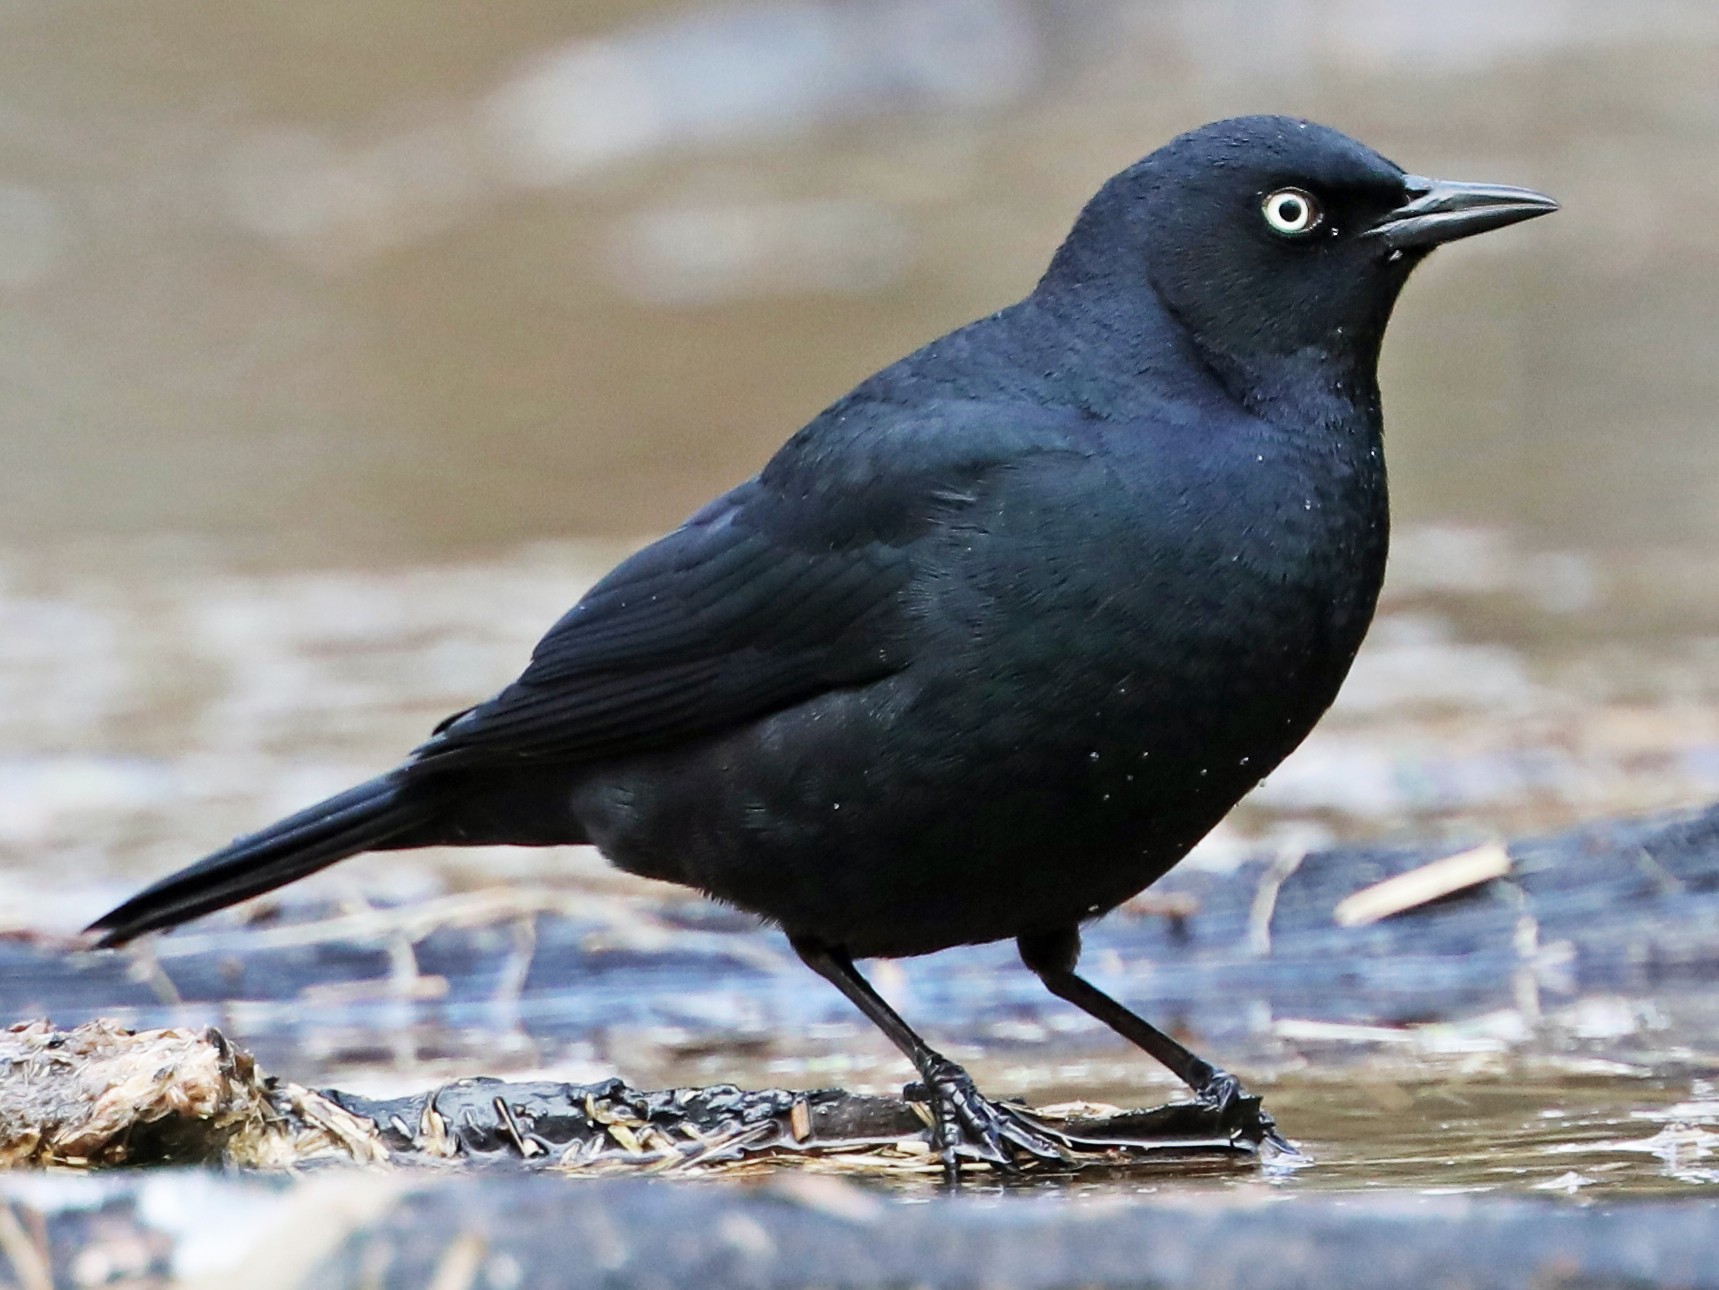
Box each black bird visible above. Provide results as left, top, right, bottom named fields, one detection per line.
left=89, top=116, right=1556, bottom=1174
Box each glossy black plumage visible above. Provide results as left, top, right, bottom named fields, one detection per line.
left=88, top=116, right=1556, bottom=1174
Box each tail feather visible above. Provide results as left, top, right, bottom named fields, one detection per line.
left=86, top=773, right=429, bottom=948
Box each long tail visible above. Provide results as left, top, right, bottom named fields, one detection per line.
left=86, top=772, right=431, bottom=948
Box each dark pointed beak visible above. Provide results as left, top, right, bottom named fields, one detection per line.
left=1367, top=176, right=1559, bottom=250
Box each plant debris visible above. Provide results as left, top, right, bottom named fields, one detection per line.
left=0, top=1021, right=1248, bottom=1176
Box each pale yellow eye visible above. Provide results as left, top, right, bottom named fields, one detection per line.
left=1262, top=188, right=1321, bottom=236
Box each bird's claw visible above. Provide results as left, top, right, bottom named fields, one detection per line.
left=905, top=1058, right=1072, bottom=1180
left=1194, top=1068, right=1296, bottom=1156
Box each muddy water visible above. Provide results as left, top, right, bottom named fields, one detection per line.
left=905, top=1074, right=1719, bottom=1197
left=1258, top=1074, right=1719, bottom=1196
left=4, top=0, right=1719, bottom=1209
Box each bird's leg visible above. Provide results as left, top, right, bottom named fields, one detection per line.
left=1018, top=927, right=1291, bottom=1152
left=791, top=936, right=1071, bottom=1180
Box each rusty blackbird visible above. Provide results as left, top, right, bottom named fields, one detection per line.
left=89, top=116, right=1557, bottom=1176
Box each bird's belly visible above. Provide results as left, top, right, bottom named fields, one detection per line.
left=569, top=591, right=1358, bottom=957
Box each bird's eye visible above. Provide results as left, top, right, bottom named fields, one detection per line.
left=1262, top=188, right=1321, bottom=236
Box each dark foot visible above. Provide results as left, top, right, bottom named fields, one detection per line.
left=1194, top=1068, right=1295, bottom=1155
left=904, top=1058, right=1072, bottom=1180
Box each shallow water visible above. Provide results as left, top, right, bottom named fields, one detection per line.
left=1227, top=1073, right=1719, bottom=1197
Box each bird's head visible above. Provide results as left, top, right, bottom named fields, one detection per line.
left=1040, top=115, right=1557, bottom=404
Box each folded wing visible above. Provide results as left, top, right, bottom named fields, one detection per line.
left=408, top=402, right=1089, bottom=774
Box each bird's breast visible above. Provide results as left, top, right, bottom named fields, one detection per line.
left=930, top=423, right=1389, bottom=818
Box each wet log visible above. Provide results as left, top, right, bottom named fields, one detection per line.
left=5, top=802, right=1719, bottom=1076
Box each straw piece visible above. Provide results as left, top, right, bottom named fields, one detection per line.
left=1334, top=843, right=1511, bottom=928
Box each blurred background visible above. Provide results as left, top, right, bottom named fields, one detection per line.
left=3, top=0, right=1719, bottom=941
